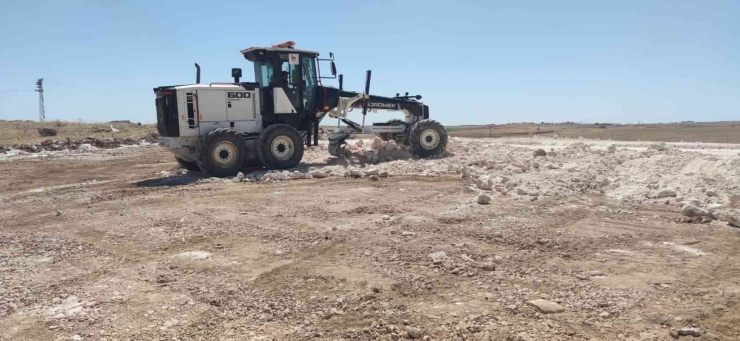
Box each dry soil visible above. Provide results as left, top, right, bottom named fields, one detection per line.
left=1, top=139, right=739, bottom=341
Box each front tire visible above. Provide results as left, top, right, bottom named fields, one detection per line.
left=409, top=119, right=448, bottom=157
left=258, top=124, right=304, bottom=169
left=175, top=157, right=200, bottom=171
left=195, top=128, right=247, bottom=177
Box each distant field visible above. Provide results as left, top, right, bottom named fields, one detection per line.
left=0, top=120, right=157, bottom=146
left=4, top=120, right=739, bottom=147
left=448, top=122, right=740, bottom=144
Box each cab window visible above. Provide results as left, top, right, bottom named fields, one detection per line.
left=302, top=56, right=317, bottom=110
left=281, top=62, right=298, bottom=89
left=254, top=61, right=273, bottom=88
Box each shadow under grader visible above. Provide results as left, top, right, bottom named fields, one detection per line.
left=135, top=173, right=204, bottom=187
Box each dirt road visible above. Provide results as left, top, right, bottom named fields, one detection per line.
left=1, top=144, right=739, bottom=341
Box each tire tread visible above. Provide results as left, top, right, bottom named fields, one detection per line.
left=408, top=119, right=448, bottom=157
left=195, top=128, right=246, bottom=176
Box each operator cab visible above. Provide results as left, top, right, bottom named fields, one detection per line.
left=241, top=41, right=335, bottom=120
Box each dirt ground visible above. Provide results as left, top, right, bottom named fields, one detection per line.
left=1, top=144, right=739, bottom=341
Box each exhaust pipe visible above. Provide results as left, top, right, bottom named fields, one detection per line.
left=194, top=63, right=201, bottom=84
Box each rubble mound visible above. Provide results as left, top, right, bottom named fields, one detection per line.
left=1, top=135, right=159, bottom=155
left=218, top=136, right=740, bottom=214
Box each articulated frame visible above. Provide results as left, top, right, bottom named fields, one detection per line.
left=326, top=93, right=422, bottom=156
left=327, top=93, right=418, bottom=133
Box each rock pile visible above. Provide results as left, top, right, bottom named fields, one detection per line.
left=343, top=136, right=414, bottom=163
left=1, top=135, right=159, bottom=155
left=217, top=166, right=393, bottom=184
left=155, top=136, right=740, bottom=222
left=440, top=137, right=738, bottom=220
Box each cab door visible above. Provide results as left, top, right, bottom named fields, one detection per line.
left=301, top=55, right=318, bottom=113
left=275, top=54, right=302, bottom=114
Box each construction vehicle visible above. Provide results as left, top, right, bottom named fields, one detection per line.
left=153, top=41, right=447, bottom=176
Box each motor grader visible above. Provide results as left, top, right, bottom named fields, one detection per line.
left=154, top=41, right=447, bottom=176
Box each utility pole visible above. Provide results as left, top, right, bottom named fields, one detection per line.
left=35, top=78, right=45, bottom=122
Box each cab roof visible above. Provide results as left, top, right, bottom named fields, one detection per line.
left=240, top=42, right=319, bottom=61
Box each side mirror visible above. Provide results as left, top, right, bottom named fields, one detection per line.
left=330, top=62, right=337, bottom=76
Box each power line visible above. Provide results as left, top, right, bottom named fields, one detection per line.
left=0, top=90, right=34, bottom=93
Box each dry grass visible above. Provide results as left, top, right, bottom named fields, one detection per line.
left=449, top=122, right=740, bottom=143
left=5, top=120, right=739, bottom=147
left=0, top=120, right=157, bottom=146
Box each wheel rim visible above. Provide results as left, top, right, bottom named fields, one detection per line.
left=420, top=129, right=441, bottom=149
left=211, top=141, right=238, bottom=168
left=271, top=135, right=294, bottom=161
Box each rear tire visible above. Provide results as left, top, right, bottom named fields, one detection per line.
left=258, top=124, right=304, bottom=169
left=175, top=157, right=200, bottom=171
left=195, top=128, right=247, bottom=177
left=409, top=119, right=447, bottom=157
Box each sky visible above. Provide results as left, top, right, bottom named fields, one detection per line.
left=0, top=0, right=738, bottom=125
